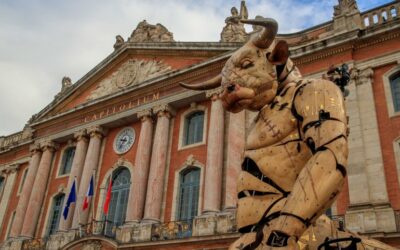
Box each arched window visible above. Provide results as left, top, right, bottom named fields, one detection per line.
left=391, top=7, right=397, bottom=18
left=104, top=167, right=131, bottom=236
left=364, top=17, right=370, bottom=27
left=59, top=147, right=76, bottom=175
left=46, top=194, right=65, bottom=236
left=390, top=72, right=400, bottom=112
left=177, top=168, right=200, bottom=221
left=183, top=111, right=204, bottom=146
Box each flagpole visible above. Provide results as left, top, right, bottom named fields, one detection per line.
left=104, top=168, right=113, bottom=236
left=91, top=169, right=96, bottom=233
left=75, top=176, right=82, bottom=238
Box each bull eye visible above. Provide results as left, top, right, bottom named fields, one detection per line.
left=241, top=60, right=254, bottom=69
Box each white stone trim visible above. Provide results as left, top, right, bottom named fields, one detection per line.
left=55, top=144, right=77, bottom=179
left=178, top=103, right=208, bottom=151
left=382, top=64, right=400, bottom=118
left=170, top=156, right=205, bottom=221
left=94, top=161, right=133, bottom=221
left=40, top=190, right=66, bottom=238
left=392, top=137, right=400, bottom=191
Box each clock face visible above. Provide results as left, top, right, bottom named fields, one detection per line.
left=114, top=127, right=135, bottom=154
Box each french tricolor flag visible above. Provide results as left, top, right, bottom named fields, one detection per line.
left=82, top=175, right=94, bottom=210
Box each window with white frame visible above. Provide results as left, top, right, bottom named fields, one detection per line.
left=59, top=147, right=76, bottom=176
left=183, top=111, right=204, bottom=146
left=46, top=194, right=65, bottom=236
left=390, top=72, right=400, bottom=113
left=177, top=168, right=200, bottom=221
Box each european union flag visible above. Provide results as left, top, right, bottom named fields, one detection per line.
left=63, top=179, right=77, bottom=220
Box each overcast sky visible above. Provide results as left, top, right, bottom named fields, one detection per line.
left=0, top=0, right=393, bottom=136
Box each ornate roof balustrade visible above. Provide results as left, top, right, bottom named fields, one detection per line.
left=361, top=1, right=400, bottom=28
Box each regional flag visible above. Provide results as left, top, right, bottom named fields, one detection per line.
left=103, top=178, right=113, bottom=214
left=82, top=175, right=94, bottom=210
left=62, top=179, right=77, bottom=220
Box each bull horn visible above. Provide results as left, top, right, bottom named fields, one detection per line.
left=179, top=74, right=222, bottom=91
left=241, top=18, right=278, bottom=49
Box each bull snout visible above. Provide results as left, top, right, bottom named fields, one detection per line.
left=220, top=83, right=256, bottom=111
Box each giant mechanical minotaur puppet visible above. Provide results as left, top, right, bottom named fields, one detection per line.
left=181, top=18, right=395, bottom=250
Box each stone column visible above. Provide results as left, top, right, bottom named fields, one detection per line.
left=143, top=105, right=173, bottom=223
left=0, top=165, right=19, bottom=230
left=203, top=91, right=225, bottom=214
left=345, top=67, right=396, bottom=233
left=10, top=144, right=42, bottom=238
left=72, top=126, right=104, bottom=228
left=58, top=130, right=89, bottom=231
left=21, top=141, right=57, bottom=238
left=347, top=68, right=389, bottom=205
left=126, top=110, right=154, bottom=223
left=224, top=111, right=245, bottom=211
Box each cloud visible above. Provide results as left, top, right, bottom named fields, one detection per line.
left=0, top=0, right=394, bottom=135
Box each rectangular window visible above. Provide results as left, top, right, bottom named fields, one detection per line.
left=47, top=195, right=65, bottom=236
left=184, top=112, right=204, bottom=146
left=59, top=147, right=76, bottom=176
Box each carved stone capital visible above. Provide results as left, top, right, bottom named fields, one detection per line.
left=74, top=129, right=88, bottom=142
left=352, top=67, right=374, bottom=85
left=29, top=143, right=42, bottom=154
left=206, top=87, right=223, bottom=100
left=87, top=126, right=105, bottom=139
left=137, top=109, right=153, bottom=122
left=40, top=141, right=58, bottom=152
left=153, top=104, right=175, bottom=118
left=3, top=164, right=20, bottom=175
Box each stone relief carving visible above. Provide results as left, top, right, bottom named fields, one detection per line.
left=334, top=0, right=359, bottom=16
left=87, top=59, right=171, bottom=101
left=220, top=1, right=249, bottom=42
left=129, top=20, right=174, bottom=43
left=81, top=240, right=102, bottom=250
left=114, top=35, right=125, bottom=50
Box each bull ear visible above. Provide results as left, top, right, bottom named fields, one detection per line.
left=267, top=40, right=289, bottom=65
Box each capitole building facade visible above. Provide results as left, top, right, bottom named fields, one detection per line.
left=0, top=0, right=400, bottom=249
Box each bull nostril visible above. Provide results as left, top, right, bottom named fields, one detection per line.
left=227, top=84, right=235, bottom=93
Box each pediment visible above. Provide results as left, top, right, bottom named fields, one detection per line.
left=30, top=44, right=236, bottom=124
left=87, top=59, right=171, bottom=101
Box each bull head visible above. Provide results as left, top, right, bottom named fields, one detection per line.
left=180, top=18, right=291, bottom=113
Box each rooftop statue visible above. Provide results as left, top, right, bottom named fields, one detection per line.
left=221, top=1, right=249, bottom=42
left=181, top=17, right=394, bottom=250
left=129, top=20, right=174, bottom=43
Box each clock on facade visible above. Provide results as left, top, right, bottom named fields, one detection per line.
left=113, top=127, right=135, bottom=154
